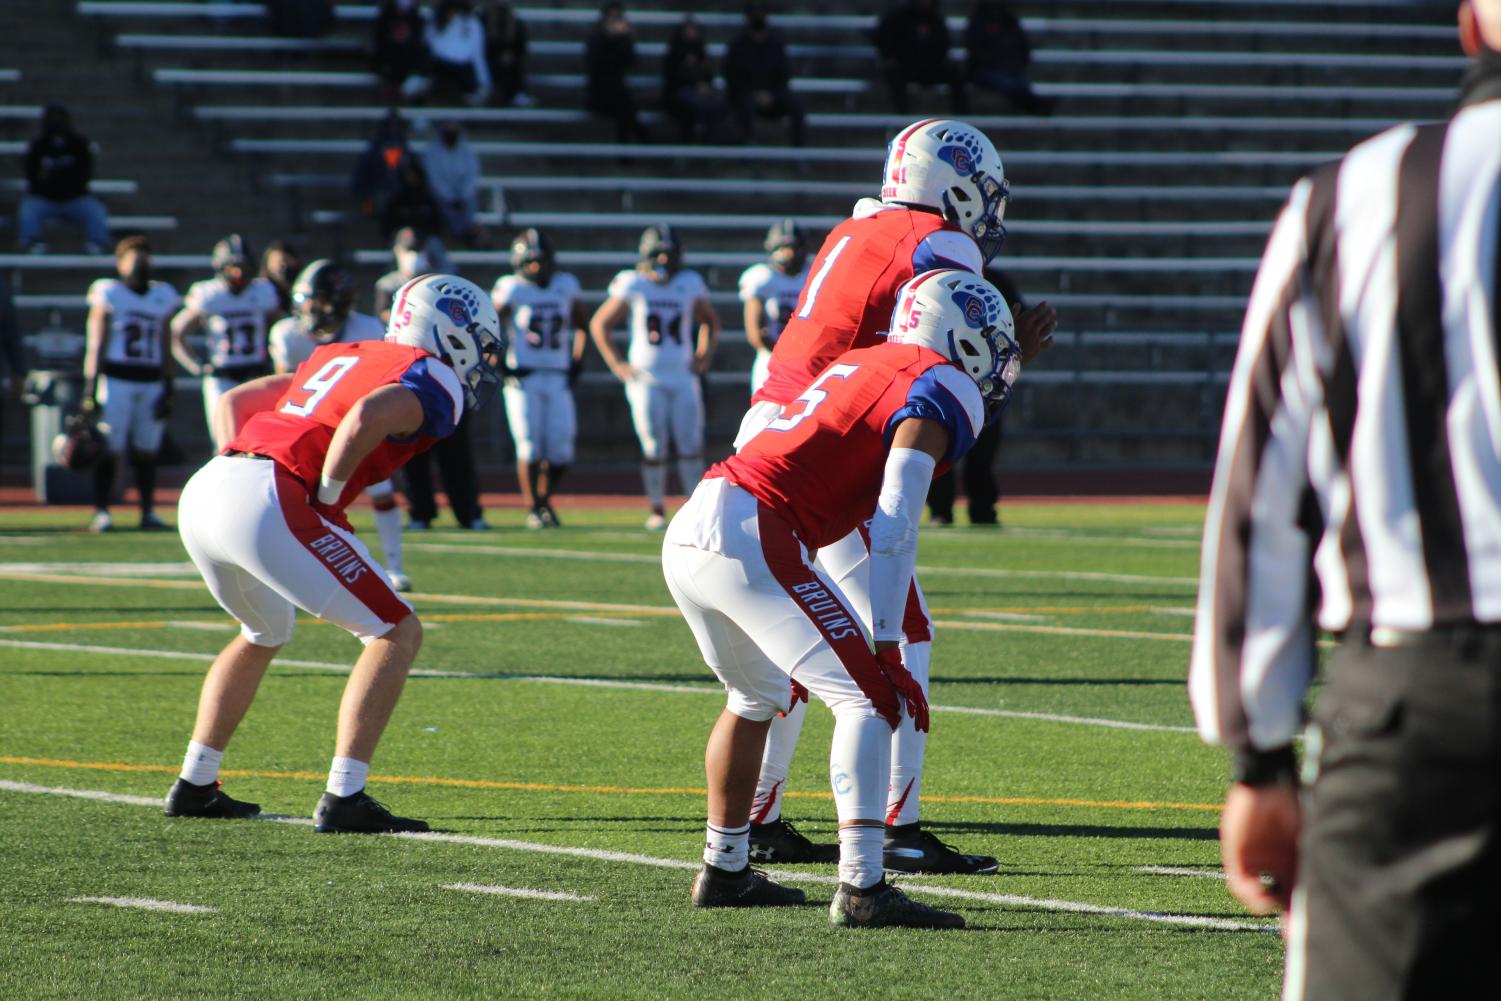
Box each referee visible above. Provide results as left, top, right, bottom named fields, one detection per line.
left=1189, top=3, right=1501, bottom=998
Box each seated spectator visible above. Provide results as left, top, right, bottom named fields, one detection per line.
left=483, top=2, right=532, bottom=107
left=662, top=16, right=728, bottom=144
left=875, top=0, right=969, bottom=115
left=372, top=0, right=429, bottom=103
left=259, top=240, right=302, bottom=313
left=419, top=0, right=492, bottom=106
left=422, top=120, right=484, bottom=246
left=966, top=0, right=1051, bottom=115
left=382, top=159, right=442, bottom=240
left=266, top=0, right=333, bottom=38
left=18, top=105, right=110, bottom=254
left=586, top=2, right=648, bottom=144
left=350, top=109, right=415, bottom=229
left=724, top=5, right=804, bottom=146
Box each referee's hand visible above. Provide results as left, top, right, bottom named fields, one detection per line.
left=1219, top=782, right=1300, bottom=920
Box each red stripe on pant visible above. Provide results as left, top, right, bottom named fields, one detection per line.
left=854, top=521, right=933, bottom=644
left=273, top=465, right=410, bottom=627
left=758, top=503, right=898, bottom=724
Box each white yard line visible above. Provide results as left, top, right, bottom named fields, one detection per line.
left=67, top=895, right=215, bottom=914
left=1137, top=866, right=1227, bottom=881
left=563, top=617, right=644, bottom=628
left=0, top=637, right=1197, bottom=733
left=442, top=882, right=594, bottom=902
left=2, top=780, right=1269, bottom=933
left=0, top=562, right=198, bottom=577
left=961, top=611, right=1050, bottom=623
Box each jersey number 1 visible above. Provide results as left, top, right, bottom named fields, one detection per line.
left=766, top=363, right=859, bottom=433
left=280, top=356, right=359, bottom=417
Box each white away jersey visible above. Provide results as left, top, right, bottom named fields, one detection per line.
left=184, top=276, right=281, bottom=371
left=269, top=311, right=386, bottom=373
left=606, top=268, right=709, bottom=377
left=492, top=271, right=581, bottom=373
left=737, top=262, right=810, bottom=348
left=87, top=279, right=182, bottom=371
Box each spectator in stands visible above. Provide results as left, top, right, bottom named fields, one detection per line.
left=422, top=120, right=485, bottom=246
left=372, top=0, right=429, bottom=103
left=483, top=2, right=532, bottom=107
left=966, top=1, right=1051, bottom=115
left=266, top=0, right=333, bottom=38
left=875, top=0, right=969, bottom=115
left=586, top=2, right=648, bottom=144
left=662, top=17, right=729, bottom=144
left=259, top=240, right=302, bottom=314
left=420, top=0, right=493, bottom=106
left=0, top=271, right=19, bottom=402
left=351, top=109, right=416, bottom=232
left=381, top=159, right=442, bottom=241
left=725, top=5, right=805, bottom=147
left=18, top=105, right=110, bottom=255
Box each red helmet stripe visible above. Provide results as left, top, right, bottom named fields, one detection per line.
left=889, top=118, right=943, bottom=173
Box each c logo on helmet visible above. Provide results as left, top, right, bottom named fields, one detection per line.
left=951, top=291, right=987, bottom=328
left=938, top=144, right=975, bottom=176
left=435, top=296, right=471, bottom=326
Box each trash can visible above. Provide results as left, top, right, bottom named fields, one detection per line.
left=21, top=369, right=114, bottom=504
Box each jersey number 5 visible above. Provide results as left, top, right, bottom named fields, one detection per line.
left=280, top=356, right=359, bottom=417
left=766, top=363, right=859, bottom=433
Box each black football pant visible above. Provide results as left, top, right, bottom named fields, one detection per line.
left=402, top=418, right=482, bottom=527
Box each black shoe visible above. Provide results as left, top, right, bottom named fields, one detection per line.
left=538, top=503, right=562, bottom=528
left=829, top=880, right=965, bottom=929
left=884, top=823, right=998, bottom=875
left=164, top=778, right=260, bottom=819
left=748, top=818, right=839, bottom=864
left=690, top=864, right=806, bottom=908
left=313, top=789, right=429, bottom=834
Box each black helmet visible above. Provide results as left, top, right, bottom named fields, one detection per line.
left=53, top=412, right=106, bottom=471
left=764, top=217, right=808, bottom=274
left=638, top=224, right=681, bottom=279
left=212, top=234, right=254, bottom=289
left=291, top=259, right=355, bottom=340
left=510, top=228, right=555, bottom=283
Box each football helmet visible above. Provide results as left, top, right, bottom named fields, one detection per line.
left=212, top=234, right=254, bottom=292
left=887, top=269, right=1020, bottom=413
left=638, top=224, right=682, bottom=282
left=764, top=218, right=808, bottom=275
left=53, top=412, right=107, bottom=471
left=385, top=273, right=503, bottom=411
left=291, top=259, right=355, bottom=341
left=881, top=119, right=1010, bottom=262
left=510, top=228, right=555, bottom=286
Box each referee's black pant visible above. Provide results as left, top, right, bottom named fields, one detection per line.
left=1289, top=627, right=1501, bottom=1000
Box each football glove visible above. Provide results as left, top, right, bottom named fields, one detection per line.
left=779, top=678, right=809, bottom=717
left=874, top=647, right=929, bottom=733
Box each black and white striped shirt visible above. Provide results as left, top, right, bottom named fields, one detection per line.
left=1190, top=69, right=1501, bottom=754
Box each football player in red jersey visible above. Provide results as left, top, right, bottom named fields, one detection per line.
left=165, top=274, right=502, bottom=834
left=740, top=119, right=1056, bottom=872
left=664, top=269, right=1020, bottom=927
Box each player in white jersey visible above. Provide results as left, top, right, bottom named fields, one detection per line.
left=267, top=259, right=411, bottom=592
left=738, top=219, right=811, bottom=395
left=170, top=234, right=283, bottom=447
left=81, top=235, right=182, bottom=533
left=492, top=229, right=589, bottom=530
left=589, top=225, right=719, bottom=529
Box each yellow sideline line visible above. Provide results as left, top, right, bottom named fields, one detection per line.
left=0, top=756, right=1221, bottom=813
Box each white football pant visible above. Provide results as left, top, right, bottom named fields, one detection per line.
left=502, top=371, right=576, bottom=465
left=97, top=375, right=165, bottom=454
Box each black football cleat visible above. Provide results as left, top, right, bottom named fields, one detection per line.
left=690, top=864, right=806, bottom=908
left=830, top=880, right=965, bottom=929
left=883, top=823, right=999, bottom=875
left=313, top=790, right=429, bottom=834
left=164, top=778, right=261, bottom=819
left=749, top=818, right=839, bottom=864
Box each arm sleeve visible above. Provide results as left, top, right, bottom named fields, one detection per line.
left=868, top=446, right=937, bottom=641
left=396, top=357, right=464, bottom=440
left=1189, top=178, right=1321, bottom=754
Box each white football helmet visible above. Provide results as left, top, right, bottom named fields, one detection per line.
left=385, top=273, right=502, bottom=410
left=888, top=269, right=1020, bottom=413
left=881, top=119, right=1010, bottom=262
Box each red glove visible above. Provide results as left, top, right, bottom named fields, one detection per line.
left=874, top=646, right=929, bottom=733
left=779, top=678, right=809, bottom=717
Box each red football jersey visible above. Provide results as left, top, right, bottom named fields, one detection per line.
left=752, top=201, right=982, bottom=407
left=228, top=340, right=463, bottom=511
left=715, top=342, right=985, bottom=549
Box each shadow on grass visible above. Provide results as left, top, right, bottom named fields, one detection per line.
left=926, top=820, right=1220, bottom=842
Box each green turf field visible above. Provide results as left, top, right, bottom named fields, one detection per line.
left=0, top=503, right=1287, bottom=1000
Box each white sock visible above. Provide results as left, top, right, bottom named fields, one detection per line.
left=373, top=504, right=403, bottom=574
left=326, top=756, right=370, bottom=798
left=704, top=821, right=750, bottom=871
left=179, top=740, right=223, bottom=786
left=750, top=698, right=809, bottom=824
left=676, top=455, right=705, bottom=496
left=886, top=640, right=931, bottom=825
left=642, top=463, right=667, bottom=509
left=838, top=824, right=885, bottom=889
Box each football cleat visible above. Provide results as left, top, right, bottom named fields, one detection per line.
left=388, top=571, right=412, bottom=592
left=139, top=511, right=170, bottom=532
left=830, top=880, right=965, bottom=929
left=538, top=503, right=562, bottom=528
left=467, top=517, right=493, bottom=531
left=406, top=519, right=431, bottom=531
left=314, top=790, right=429, bottom=834
left=883, top=823, right=999, bottom=875
left=88, top=509, right=113, bottom=534
left=690, top=865, right=806, bottom=908
left=525, top=510, right=546, bottom=531
left=644, top=512, right=668, bottom=531
left=164, top=778, right=261, bottom=820
left=748, top=818, right=839, bottom=864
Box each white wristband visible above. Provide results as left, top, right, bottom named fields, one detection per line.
left=317, top=474, right=347, bottom=506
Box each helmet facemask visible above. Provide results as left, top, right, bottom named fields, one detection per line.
left=941, top=172, right=1010, bottom=263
